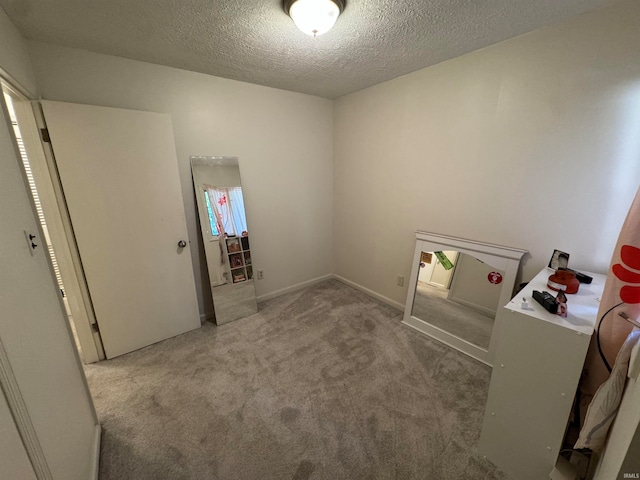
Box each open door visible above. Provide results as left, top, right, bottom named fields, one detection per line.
left=41, top=101, right=200, bottom=358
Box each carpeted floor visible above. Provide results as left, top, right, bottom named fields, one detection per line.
left=411, top=282, right=495, bottom=349
left=84, top=279, right=508, bottom=480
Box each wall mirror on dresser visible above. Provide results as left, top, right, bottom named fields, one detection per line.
left=403, top=232, right=527, bottom=365
left=190, top=156, right=258, bottom=325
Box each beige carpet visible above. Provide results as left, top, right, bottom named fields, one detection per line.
left=84, top=279, right=508, bottom=480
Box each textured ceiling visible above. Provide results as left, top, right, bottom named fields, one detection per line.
left=0, top=0, right=619, bottom=98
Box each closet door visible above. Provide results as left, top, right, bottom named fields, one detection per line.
left=42, top=101, right=200, bottom=358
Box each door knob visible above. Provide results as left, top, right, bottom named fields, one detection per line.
left=178, top=240, right=187, bottom=248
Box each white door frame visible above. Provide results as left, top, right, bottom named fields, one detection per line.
left=1, top=82, right=104, bottom=364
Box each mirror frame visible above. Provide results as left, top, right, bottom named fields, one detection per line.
left=403, top=231, right=527, bottom=366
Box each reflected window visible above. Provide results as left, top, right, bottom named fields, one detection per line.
left=205, top=186, right=248, bottom=236
left=203, top=189, right=220, bottom=237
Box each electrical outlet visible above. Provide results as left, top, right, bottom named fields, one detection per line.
left=257, top=269, right=264, bottom=280
left=397, top=275, right=404, bottom=286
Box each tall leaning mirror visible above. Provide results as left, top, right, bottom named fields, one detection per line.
left=403, top=232, right=526, bottom=366
left=190, top=156, right=258, bottom=325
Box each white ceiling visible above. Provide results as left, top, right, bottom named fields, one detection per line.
left=0, top=0, right=619, bottom=99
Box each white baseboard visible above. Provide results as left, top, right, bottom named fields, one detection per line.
left=332, top=275, right=405, bottom=312
left=91, top=424, right=101, bottom=480
left=256, top=274, right=334, bottom=303
left=213, top=273, right=405, bottom=313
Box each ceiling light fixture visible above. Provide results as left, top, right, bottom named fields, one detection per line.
left=283, top=0, right=345, bottom=37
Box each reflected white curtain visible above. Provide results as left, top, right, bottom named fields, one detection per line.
left=205, top=185, right=248, bottom=237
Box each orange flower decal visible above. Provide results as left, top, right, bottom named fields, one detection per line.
left=613, top=245, right=640, bottom=304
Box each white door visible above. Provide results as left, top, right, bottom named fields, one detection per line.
left=42, top=101, right=200, bottom=359
left=429, top=250, right=458, bottom=288
left=0, top=393, right=36, bottom=480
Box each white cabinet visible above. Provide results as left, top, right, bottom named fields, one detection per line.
left=478, top=267, right=605, bottom=480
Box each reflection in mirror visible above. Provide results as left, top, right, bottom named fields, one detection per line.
left=190, top=156, right=258, bottom=325
left=403, top=232, right=526, bottom=366
left=411, top=251, right=505, bottom=350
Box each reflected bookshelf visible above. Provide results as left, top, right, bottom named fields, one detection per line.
left=225, top=235, right=253, bottom=283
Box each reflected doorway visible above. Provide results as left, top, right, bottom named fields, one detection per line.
left=412, top=250, right=501, bottom=350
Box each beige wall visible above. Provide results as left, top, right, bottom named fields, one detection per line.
left=448, top=253, right=502, bottom=316
left=195, top=164, right=242, bottom=188
left=27, top=42, right=335, bottom=312
left=0, top=7, right=37, bottom=95
left=334, top=0, right=640, bottom=306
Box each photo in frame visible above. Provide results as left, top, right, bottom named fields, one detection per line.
left=548, top=249, right=570, bottom=270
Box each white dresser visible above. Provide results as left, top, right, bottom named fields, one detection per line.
left=478, top=267, right=606, bottom=480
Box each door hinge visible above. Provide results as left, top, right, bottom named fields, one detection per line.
left=90, top=323, right=100, bottom=333
left=40, top=128, right=51, bottom=143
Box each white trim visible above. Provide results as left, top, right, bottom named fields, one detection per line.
left=256, top=274, right=334, bottom=303
left=90, top=425, right=101, bottom=480
left=415, top=231, right=528, bottom=260
left=0, top=68, right=36, bottom=100
left=254, top=274, right=405, bottom=311
left=0, top=338, right=53, bottom=480
left=332, top=275, right=405, bottom=311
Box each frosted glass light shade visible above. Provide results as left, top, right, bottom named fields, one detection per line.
left=286, top=0, right=344, bottom=37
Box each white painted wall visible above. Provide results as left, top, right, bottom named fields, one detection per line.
left=0, top=7, right=37, bottom=96
left=448, top=253, right=503, bottom=316
left=195, top=164, right=242, bottom=189
left=27, top=42, right=334, bottom=313
left=334, top=0, right=640, bottom=306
